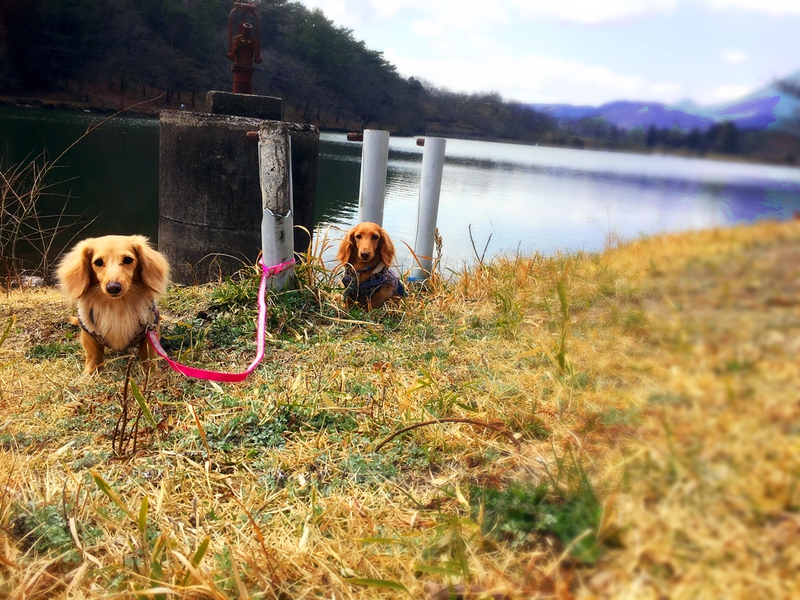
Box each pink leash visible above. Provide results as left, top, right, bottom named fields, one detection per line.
left=147, top=258, right=296, bottom=382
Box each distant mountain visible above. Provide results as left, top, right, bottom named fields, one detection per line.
left=694, top=72, right=800, bottom=131
left=530, top=100, right=715, bottom=130
left=531, top=70, right=800, bottom=132
left=528, top=103, right=598, bottom=121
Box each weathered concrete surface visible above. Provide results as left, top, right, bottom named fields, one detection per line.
left=207, top=92, right=319, bottom=254
left=159, top=110, right=319, bottom=284
left=206, top=90, right=283, bottom=121
left=159, top=111, right=264, bottom=284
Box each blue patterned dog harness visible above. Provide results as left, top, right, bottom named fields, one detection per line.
left=342, top=262, right=405, bottom=304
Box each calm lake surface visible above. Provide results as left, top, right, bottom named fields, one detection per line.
left=2, top=106, right=800, bottom=273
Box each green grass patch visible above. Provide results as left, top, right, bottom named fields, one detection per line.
left=471, top=479, right=602, bottom=564
left=10, top=502, right=102, bottom=563
left=26, top=341, right=79, bottom=359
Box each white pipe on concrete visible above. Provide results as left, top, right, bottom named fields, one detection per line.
left=258, top=122, right=295, bottom=290
left=358, top=129, right=390, bottom=226
left=410, top=137, right=447, bottom=281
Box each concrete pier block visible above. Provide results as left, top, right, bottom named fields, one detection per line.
left=159, top=111, right=264, bottom=284
left=207, top=92, right=319, bottom=254
left=159, top=109, right=319, bottom=284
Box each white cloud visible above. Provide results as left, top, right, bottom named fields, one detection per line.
left=702, top=0, right=800, bottom=15
left=647, top=82, right=685, bottom=99
left=509, top=0, right=679, bottom=23
left=299, top=1, right=349, bottom=22
left=391, top=53, right=684, bottom=105
left=408, top=1, right=512, bottom=31
left=368, top=0, right=403, bottom=19
left=298, top=0, right=800, bottom=29
left=298, top=0, right=680, bottom=29
left=707, top=84, right=752, bottom=103
left=722, top=49, right=747, bottom=64
left=412, top=17, right=446, bottom=38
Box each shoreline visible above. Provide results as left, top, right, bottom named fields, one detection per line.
left=2, top=92, right=797, bottom=166
left=0, top=92, right=163, bottom=117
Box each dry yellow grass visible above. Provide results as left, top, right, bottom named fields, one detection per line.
left=579, top=221, right=800, bottom=599
left=1, top=219, right=798, bottom=598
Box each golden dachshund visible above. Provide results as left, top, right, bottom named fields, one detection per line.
left=335, top=222, right=405, bottom=311
left=56, top=235, right=170, bottom=374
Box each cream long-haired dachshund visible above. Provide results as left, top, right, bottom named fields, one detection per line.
left=56, top=235, right=170, bottom=374
left=335, top=222, right=405, bottom=311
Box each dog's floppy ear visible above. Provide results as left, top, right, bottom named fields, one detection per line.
left=133, top=236, right=170, bottom=294
left=335, top=229, right=356, bottom=265
left=378, top=227, right=396, bottom=266
left=56, top=239, right=93, bottom=299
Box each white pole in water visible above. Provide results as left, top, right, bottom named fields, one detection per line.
left=358, top=129, right=390, bottom=226
left=258, top=121, right=295, bottom=290
left=410, top=137, right=447, bottom=281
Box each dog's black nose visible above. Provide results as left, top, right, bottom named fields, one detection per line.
left=360, top=252, right=371, bottom=260
left=106, top=281, right=122, bottom=295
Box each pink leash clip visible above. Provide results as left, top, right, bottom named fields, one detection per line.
left=147, top=258, right=296, bottom=382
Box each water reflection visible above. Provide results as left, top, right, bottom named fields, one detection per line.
left=0, top=106, right=160, bottom=246
left=722, top=186, right=794, bottom=221
left=315, top=132, right=800, bottom=270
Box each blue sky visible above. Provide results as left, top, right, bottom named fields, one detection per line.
left=294, top=0, right=800, bottom=107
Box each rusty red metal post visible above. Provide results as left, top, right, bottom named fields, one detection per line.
left=228, top=2, right=262, bottom=94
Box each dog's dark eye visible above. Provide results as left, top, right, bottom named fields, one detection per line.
left=354, top=233, right=362, bottom=239
left=93, top=258, right=104, bottom=267
left=123, top=256, right=133, bottom=264
left=371, top=234, right=379, bottom=240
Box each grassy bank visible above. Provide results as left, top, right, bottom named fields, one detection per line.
left=1, top=220, right=799, bottom=598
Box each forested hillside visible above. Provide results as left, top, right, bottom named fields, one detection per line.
left=0, top=0, right=556, bottom=141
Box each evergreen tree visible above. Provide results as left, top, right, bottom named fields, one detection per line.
left=715, top=121, right=740, bottom=154
left=645, top=124, right=658, bottom=148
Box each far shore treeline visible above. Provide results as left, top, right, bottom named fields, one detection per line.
left=0, top=0, right=798, bottom=162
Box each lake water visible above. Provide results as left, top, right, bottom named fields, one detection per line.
left=2, top=106, right=800, bottom=274
left=317, top=133, right=800, bottom=270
